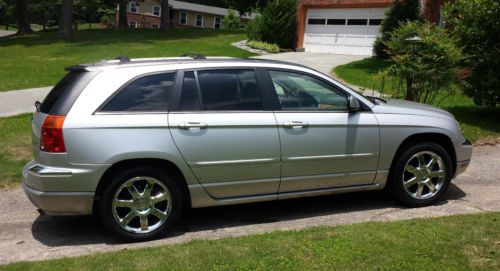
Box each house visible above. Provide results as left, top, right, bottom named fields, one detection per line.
left=117, top=0, right=256, bottom=29
left=296, top=0, right=446, bottom=55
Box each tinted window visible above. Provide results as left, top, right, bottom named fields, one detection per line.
left=347, top=19, right=368, bottom=25
left=369, top=19, right=383, bottom=26
left=308, top=18, right=326, bottom=25
left=327, top=19, right=346, bottom=25
left=179, top=71, right=201, bottom=111
left=101, top=73, right=175, bottom=112
left=269, top=70, right=347, bottom=111
left=197, top=69, right=263, bottom=111
left=40, top=72, right=81, bottom=114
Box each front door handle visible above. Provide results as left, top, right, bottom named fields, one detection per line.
left=283, top=121, right=309, bottom=129
left=178, top=122, right=208, bottom=130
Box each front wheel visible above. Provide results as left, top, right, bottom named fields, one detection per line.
left=99, top=166, right=184, bottom=242
left=388, top=142, right=453, bottom=207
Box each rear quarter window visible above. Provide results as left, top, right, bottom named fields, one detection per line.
left=100, top=72, right=176, bottom=113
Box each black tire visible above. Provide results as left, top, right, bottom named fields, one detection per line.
left=99, top=166, right=184, bottom=242
left=387, top=142, right=453, bottom=207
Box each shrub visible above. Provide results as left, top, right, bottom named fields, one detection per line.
left=382, top=22, right=462, bottom=104
left=223, top=9, right=240, bottom=30
left=100, top=15, right=109, bottom=25
left=374, top=0, right=422, bottom=59
left=246, top=0, right=296, bottom=49
left=247, top=40, right=280, bottom=53
left=445, top=0, right=500, bottom=108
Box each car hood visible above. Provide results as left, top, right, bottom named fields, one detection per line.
left=371, top=99, right=454, bottom=120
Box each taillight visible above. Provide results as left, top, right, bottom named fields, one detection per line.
left=40, top=115, right=66, bottom=153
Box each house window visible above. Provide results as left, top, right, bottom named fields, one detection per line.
left=152, top=24, right=159, bottom=29
left=195, top=14, right=203, bottom=27
left=308, top=18, right=326, bottom=25
left=327, top=19, right=346, bottom=25
left=180, top=11, right=187, bottom=25
left=129, top=2, right=138, bottom=13
left=129, top=21, right=137, bottom=28
left=153, top=6, right=161, bottom=17
left=214, top=16, right=222, bottom=29
left=369, top=19, right=383, bottom=26
left=347, top=19, right=368, bottom=25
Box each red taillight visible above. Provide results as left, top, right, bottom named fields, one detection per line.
left=40, top=115, right=66, bottom=153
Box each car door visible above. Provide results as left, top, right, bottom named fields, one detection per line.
left=265, top=69, right=380, bottom=193
left=169, top=68, right=281, bottom=199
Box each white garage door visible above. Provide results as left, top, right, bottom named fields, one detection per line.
left=304, top=8, right=387, bottom=55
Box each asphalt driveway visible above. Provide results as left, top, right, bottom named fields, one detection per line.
left=0, top=145, right=498, bottom=265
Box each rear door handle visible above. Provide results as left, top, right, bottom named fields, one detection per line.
left=283, top=121, right=309, bottom=129
left=178, top=122, right=208, bottom=130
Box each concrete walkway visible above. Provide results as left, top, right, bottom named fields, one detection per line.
left=0, top=87, right=52, bottom=117
left=0, top=30, right=16, bottom=38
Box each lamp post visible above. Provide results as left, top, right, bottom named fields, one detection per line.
left=404, top=35, right=423, bottom=101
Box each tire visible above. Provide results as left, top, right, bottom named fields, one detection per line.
left=99, top=166, right=184, bottom=242
left=387, top=142, right=453, bottom=207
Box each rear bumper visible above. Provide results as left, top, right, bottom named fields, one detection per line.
left=22, top=161, right=97, bottom=215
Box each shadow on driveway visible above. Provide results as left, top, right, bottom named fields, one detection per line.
left=31, top=183, right=466, bottom=247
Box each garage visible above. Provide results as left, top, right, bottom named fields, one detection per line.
left=303, top=8, right=387, bottom=55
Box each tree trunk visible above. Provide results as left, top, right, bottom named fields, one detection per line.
left=58, top=0, right=73, bottom=38
left=15, top=0, right=32, bottom=34
left=405, top=76, right=414, bottom=101
left=159, top=0, right=169, bottom=32
left=118, top=0, right=128, bottom=28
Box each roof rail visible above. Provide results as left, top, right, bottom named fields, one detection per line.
left=115, top=56, right=131, bottom=62
left=181, top=53, right=206, bottom=60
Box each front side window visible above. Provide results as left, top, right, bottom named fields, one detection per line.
left=101, top=73, right=176, bottom=112
left=179, top=71, right=201, bottom=111
left=269, top=70, right=347, bottom=111
left=153, top=6, right=161, bottom=17
left=214, top=16, right=222, bottom=29
left=180, top=11, right=187, bottom=25
left=195, top=14, right=203, bottom=27
left=130, top=2, right=138, bottom=13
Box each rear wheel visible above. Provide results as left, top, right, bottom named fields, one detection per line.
left=388, top=142, right=452, bottom=207
left=99, top=166, right=184, bottom=242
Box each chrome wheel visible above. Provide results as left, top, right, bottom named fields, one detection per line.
left=402, top=151, right=446, bottom=200
left=112, top=176, right=172, bottom=234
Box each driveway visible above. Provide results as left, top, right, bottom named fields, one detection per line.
left=253, top=52, right=365, bottom=75
left=0, top=53, right=362, bottom=117
left=0, top=145, right=498, bottom=265
left=0, top=30, right=15, bottom=38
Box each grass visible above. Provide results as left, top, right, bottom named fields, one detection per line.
left=0, top=28, right=253, bottom=91
left=1, top=212, right=499, bottom=270
left=334, top=58, right=500, bottom=143
left=247, top=40, right=280, bottom=53
left=0, top=114, right=32, bottom=188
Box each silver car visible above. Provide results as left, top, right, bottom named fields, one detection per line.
left=23, top=55, right=472, bottom=241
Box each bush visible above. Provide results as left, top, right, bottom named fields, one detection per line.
left=374, top=0, right=422, bottom=58
left=245, top=0, right=296, bottom=49
left=100, top=15, right=109, bottom=25
left=247, top=40, right=280, bottom=53
left=382, top=22, right=462, bottom=104
left=445, top=0, right=500, bottom=108
left=223, top=9, right=240, bottom=30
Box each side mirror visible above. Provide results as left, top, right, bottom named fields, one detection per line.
left=348, top=95, right=360, bottom=111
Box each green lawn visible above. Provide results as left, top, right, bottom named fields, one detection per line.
left=334, top=58, right=500, bottom=143
left=0, top=28, right=253, bottom=91
left=2, top=212, right=499, bottom=270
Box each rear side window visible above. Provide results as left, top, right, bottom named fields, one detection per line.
left=101, top=72, right=176, bottom=112
left=197, top=69, right=263, bottom=111
left=40, top=72, right=82, bottom=114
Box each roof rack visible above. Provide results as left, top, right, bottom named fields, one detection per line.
left=115, top=56, right=131, bottom=62
left=181, top=53, right=206, bottom=60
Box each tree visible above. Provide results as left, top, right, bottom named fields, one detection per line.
left=159, top=0, right=169, bottom=32
left=382, top=22, right=462, bottom=104
left=445, top=0, right=500, bottom=108
left=74, top=0, right=101, bottom=30
left=222, top=8, right=240, bottom=29
left=118, top=0, right=127, bottom=28
left=29, top=0, right=59, bottom=31
left=15, top=0, right=31, bottom=33
left=58, top=0, right=73, bottom=38
left=373, top=0, right=422, bottom=58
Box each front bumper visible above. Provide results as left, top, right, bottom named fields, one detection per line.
left=454, top=139, right=473, bottom=178
left=22, top=161, right=96, bottom=215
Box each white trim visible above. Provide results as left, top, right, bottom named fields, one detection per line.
left=129, top=2, right=138, bottom=13
left=152, top=5, right=161, bottom=17
left=179, top=11, right=188, bottom=25
left=214, top=16, right=222, bottom=29
left=195, top=14, right=203, bottom=28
